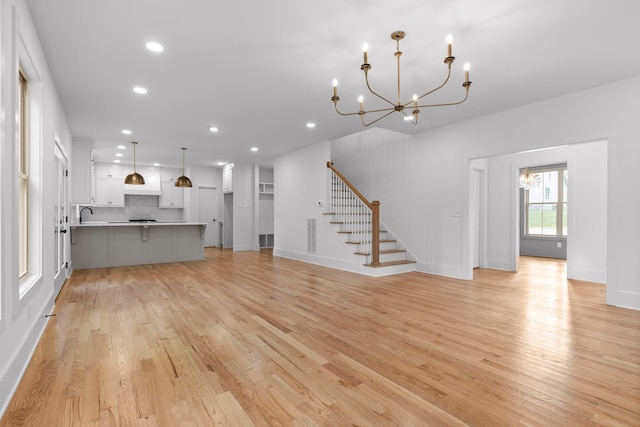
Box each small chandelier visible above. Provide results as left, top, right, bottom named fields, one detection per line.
left=519, top=167, right=541, bottom=190
left=174, top=147, right=193, bottom=187
left=331, top=31, right=472, bottom=127
left=124, top=141, right=145, bottom=185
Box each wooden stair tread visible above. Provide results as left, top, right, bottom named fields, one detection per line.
left=337, top=230, right=387, bottom=234
left=364, top=260, right=417, bottom=267
left=345, top=239, right=395, bottom=245
left=354, top=249, right=406, bottom=256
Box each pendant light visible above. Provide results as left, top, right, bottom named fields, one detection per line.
left=124, top=141, right=145, bottom=184
left=175, top=147, right=193, bottom=187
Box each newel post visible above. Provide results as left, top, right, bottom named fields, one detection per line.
left=371, top=201, right=381, bottom=266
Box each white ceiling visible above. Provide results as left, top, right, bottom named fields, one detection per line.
left=25, top=0, right=640, bottom=169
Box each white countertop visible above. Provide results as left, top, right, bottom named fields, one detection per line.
left=72, top=221, right=207, bottom=227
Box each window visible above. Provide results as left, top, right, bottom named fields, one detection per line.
left=19, top=69, right=29, bottom=278
left=18, top=47, right=43, bottom=297
left=525, top=165, right=567, bottom=237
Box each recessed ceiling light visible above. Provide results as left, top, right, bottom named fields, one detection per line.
left=251, top=147, right=258, bottom=152
left=122, top=129, right=132, bottom=135
left=113, top=159, right=121, bottom=163
left=217, top=162, right=226, bottom=166
left=209, top=126, right=219, bottom=132
left=153, top=163, right=160, bottom=167
left=115, top=153, right=123, bottom=157
left=145, top=41, right=164, bottom=53
left=306, top=122, right=316, bottom=128
left=133, top=86, right=147, bottom=95
left=117, top=145, right=126, bottom=150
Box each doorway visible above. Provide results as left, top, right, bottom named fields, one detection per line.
left=468, top=140, right=607, bottom=284
left=54, top=142, right=69, bottom=297
left=469, top=160, right=487, bottom=274
left=198, top=186, right=220, bottom=247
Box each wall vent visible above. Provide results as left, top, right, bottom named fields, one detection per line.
left=307, top=218, right=316, bottom=253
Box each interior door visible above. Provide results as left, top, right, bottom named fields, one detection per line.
left=54, top=143, right=69, bottom=296
left=198, top=186, right=220, bottom=247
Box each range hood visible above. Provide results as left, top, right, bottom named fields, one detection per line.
left=123, top=165, right=161, bottom=195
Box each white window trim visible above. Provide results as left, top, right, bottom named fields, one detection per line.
left=524, top=164, right=567, bottom=238
left=17, top=30, right=43, bottom=299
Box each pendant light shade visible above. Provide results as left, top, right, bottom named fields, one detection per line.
left=124, top=141, right=145, bottom=185
left=175, top=147, right=193, bottom=187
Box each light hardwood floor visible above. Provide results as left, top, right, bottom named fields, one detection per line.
left=2, top=249, right=639, bottom=426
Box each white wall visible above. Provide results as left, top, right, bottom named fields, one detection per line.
left=185, top=165, right=223, bottom=223
left=326, top=76, right=639, bottom=310
left=0, top=0, right=73, bottom=415
left=274, top=141, right=372, bottom=272
left=331, top=127, right=471, bottom=277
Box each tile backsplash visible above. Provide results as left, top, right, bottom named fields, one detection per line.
left=75, top=195, right=184, bottom=223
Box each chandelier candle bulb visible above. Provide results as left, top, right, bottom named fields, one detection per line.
left=413, top=94, right=418, bottom=108
left=358, top=95, right=364, bottom=111
left=447, top=34, right=453, bottom=57
left=464, top=63, right=470, bottom=83
left=363, top=43, right=368, bottom=64
left=333, top=79, right=338, bottom=97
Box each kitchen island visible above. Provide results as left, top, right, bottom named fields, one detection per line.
left=70, top=222, right=207, bottom=269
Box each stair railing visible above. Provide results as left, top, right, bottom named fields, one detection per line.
left=327, top=161, right=380, bottom=266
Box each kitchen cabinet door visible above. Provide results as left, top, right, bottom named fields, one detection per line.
left=95, top=177, right=124, bottom=206
left=159, top=181, right=184, bottom=208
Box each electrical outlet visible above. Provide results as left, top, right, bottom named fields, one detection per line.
left=557, top=242, right=562, bottom=248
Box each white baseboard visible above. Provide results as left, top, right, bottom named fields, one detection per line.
left=416, top=262, right=470, bottom=280
left=487, top=258, right=515, bottom=271
left=273, top=249, right=414, bottom=277
left=567, top=267, right=606, bottom=284
left=0, top=299, right=54, bottom=418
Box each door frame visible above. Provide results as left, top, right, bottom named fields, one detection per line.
left=53, top=139, right=69, bottom=297
left=197, top=186, right=220, bottom=247
left=468, top=159, right=488, bottom=277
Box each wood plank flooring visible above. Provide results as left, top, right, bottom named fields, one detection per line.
left=2, top=249, right=639, bottom=426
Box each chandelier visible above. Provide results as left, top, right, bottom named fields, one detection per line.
left=331, top=31, right=472, bottom=127
left=519, top=168, right=542, bottom=190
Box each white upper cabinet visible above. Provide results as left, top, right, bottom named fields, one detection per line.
left=159, top=181, right=184, bottom=208
left=71, top=139, right=95, bottom=204
left=223, top=163, right=233, bottom=193
left=95, top=163, right=123, bottom=179
left=160, top=168, right=182, bottom=182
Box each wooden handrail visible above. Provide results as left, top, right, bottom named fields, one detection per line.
left=327, top=161, right=380, bottom=266
left=326, top=161, right=372, bottom=208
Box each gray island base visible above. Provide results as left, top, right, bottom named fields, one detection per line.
left=70, top=222, right=207, bottom=269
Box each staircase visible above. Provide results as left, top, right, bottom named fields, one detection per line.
left=325, top=162, right=416, bottom=269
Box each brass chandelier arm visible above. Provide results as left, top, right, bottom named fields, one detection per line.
left=333, top=103, right=396, bottom=116
left=363, top=70, right=397, bottom=107
left=361, top=109, right=397, bottom=127
left=401, top=65, right=453, bottom=108
left=333, top=100, right=399, bottom=126
left=416, top=88, right=470, bottom=108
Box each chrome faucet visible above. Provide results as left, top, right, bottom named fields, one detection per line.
left=79, top=206, right=94, bottom=224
